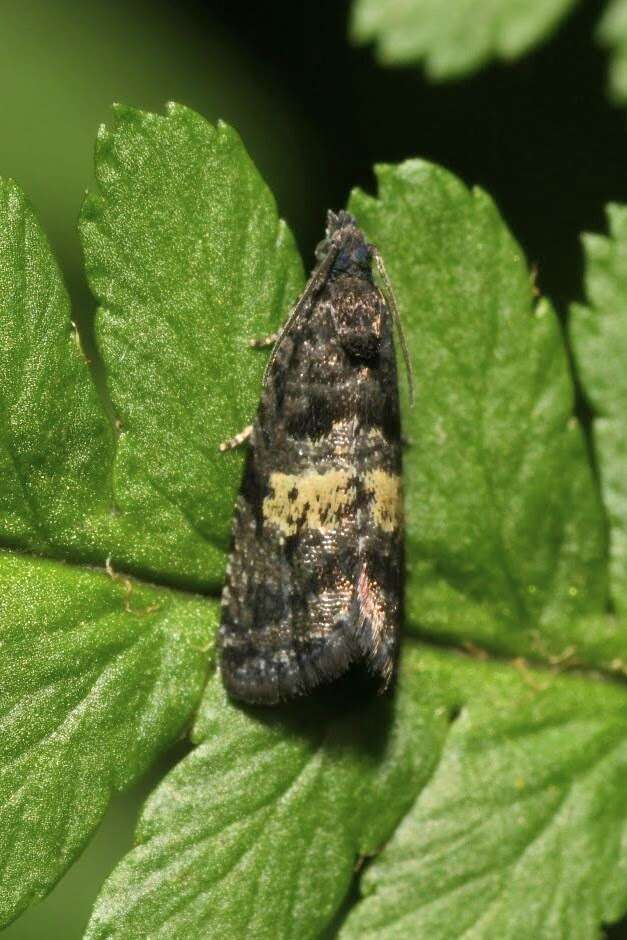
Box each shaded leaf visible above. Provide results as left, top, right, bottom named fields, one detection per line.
left=350, top=0, right=578, bottom=77
left=571, top=204, right=627, bottom=613
left=598, top=0, right=627, bottom=104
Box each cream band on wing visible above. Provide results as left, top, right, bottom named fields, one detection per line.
left=263, top=468, right=402, bottom=536
left=363, top=469, right=403, bottom=532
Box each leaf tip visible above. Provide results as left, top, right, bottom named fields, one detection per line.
left=606, top=202, right=627, bottom=241
left=347, top=184, right=372, bottom=215
left=581, top=231, right=611, bottom=264
left=0, top=176, right=26, bottom=211
left=163, top=101, right=197, bottom=125
left=215, top=118, right=240, bottom=147
left=111, top=101, right=139, bottom=120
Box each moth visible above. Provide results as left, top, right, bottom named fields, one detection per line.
left=218, top=210, right=411, bottom=705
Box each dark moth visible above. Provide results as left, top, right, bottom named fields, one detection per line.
left=218, top=210, right=405, bottom=705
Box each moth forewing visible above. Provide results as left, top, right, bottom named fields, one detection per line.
left=219, top=210, right=403, bottom=705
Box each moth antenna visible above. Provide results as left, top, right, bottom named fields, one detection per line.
left=372, top=247, right=414, bottom=406
left=262, top=241, right=340, bottom=384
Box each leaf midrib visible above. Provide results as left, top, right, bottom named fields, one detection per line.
left=3, top=537, right=627, bottom=701
left=0, top=539, right=218, bottom=599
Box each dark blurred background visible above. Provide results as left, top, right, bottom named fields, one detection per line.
left=2, top=0, right=627, bottom=936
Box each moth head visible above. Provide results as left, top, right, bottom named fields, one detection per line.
left=315, top=210, right=372, bottom=271
left=325, top=209, right=357, bottom=237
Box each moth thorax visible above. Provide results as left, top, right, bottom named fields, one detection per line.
left=333, top=285, right=382, bottom=361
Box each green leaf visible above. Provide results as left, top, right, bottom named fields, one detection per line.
left=571, top=204, right=627, bottom=614
left=1, top=106, right=303, bottom=590
left=87, top=645, right=627, bottom=940
left=341, top=647, right=627, bottom=939
left=83, top=649, right=447, bottom=940
left=0, top=178, right=113, bottom=557
left=0, top=105, right=301, bottom=922
left=349, top=160, right=608, bottom=662
left=598, top=0, right=627, bottom=104
left=349, top=0, right=578, bottom=77
left=80, top=103, right=304, bottom=590
left=4, top=104, right=625, bottom=940
left=0, top=549, right=216, bottom=926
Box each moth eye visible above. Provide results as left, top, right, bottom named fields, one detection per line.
left=354, top=244, right=370, bottom=267
left=331, top=247, right=351, bottom=272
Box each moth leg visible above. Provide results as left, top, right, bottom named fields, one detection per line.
left=219, top=424, right=253, bottom=453
left=249, top=332, right=279, bottom=349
